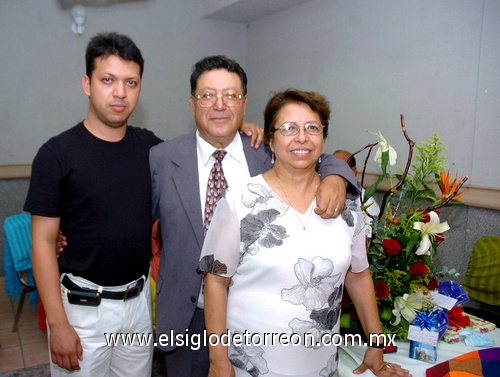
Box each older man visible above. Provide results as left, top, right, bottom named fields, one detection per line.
left=150, top=55, right=361, bottom=377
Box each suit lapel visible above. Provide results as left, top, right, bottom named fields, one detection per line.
left=171, top=134, right=205, bottom=249
left=170, top=133, right=272, bottom=251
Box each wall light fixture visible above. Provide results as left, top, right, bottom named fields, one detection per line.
left=71, top=4, right=87, bottom=35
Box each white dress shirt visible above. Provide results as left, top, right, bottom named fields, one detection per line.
left=196, top=131, right=251, bottom=222
left=196, top=131, right=251, bottom=308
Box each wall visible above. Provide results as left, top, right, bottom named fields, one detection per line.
left=1, top=0, right=499, bottom=285
left=0, top=0, right=247, bottom=164
left=2, top=0, right=499, bottom=191
left=244, top=0, right=500, bottom=189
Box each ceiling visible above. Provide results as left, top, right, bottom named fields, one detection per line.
left=57, top=0, right=316, bottom=23
left=202, top=0, right=316, bottom=23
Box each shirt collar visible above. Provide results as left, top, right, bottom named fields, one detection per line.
left=196, top=131, right=245, bottom=166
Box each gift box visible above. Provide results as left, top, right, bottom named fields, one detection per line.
left=442, top=312, right=497, bottom=343
left=408, top=308, right=448, bottom=364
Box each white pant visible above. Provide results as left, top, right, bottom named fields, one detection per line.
left=49, top=274, right=153, bottom=377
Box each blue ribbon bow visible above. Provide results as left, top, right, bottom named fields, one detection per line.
left=414, top=308, right=449, bottom=340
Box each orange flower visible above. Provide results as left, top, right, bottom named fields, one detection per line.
left=438, top=169, right=466, bottom=201
left=387, top=210, right=400, bottom=225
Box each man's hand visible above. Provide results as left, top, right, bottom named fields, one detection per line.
left=315, top=175, right=346, bottom=218
left=49, top=321, right=83, bottom=372
left=31, top=215, right=79, bottom=371
left=240, top=122, right=264, bottom=149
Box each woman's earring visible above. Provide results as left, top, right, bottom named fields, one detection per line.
left=271, top=153, right=275, bottom=164
left=318, top=156, right=322, bottom=164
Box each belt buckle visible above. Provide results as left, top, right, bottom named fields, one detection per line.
left=123, top=278, right=144, bottom=301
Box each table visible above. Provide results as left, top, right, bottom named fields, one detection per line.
left=337, top=328, right=500, bottom=376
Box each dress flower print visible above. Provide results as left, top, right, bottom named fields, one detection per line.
left=240, top=183, right=289, bottom=256
left=229, top=340, right=269, bottom=377
left=199, top=182, right=359, bottom=376
left=282, top=257, right=344, bottom=376
left=283, top=258, right=343, bottom=336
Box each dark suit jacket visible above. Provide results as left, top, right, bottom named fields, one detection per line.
left=149, top=132, right=358, bottom=351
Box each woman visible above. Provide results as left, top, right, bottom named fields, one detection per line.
left=199, top=89, right=411, bottom=377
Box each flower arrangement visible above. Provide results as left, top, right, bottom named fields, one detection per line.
left=342, top=115, right=468, bottom=340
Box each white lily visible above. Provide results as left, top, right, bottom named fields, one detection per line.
left=372, top=130, right=397, bottom=166
left=391, top=291, right=424, bottom=326
left=414, top=211, right=450, bottom=256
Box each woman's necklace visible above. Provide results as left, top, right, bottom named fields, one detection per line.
left=274, top=171, right=318, bottom=234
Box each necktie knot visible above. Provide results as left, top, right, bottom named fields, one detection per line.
left=213, top=150, right=227, bottom=161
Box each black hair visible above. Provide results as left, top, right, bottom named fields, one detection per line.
left=85, top=32, right=144, bottom=78
left=190, top=55, right=247, bottom=96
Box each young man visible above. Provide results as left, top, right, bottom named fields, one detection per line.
left=151, top=55, right=361, bottom=377
left=24, top=32, right=160, bottom=376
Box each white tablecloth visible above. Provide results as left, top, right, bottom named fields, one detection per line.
left=337, top=329, right=500, bottom=376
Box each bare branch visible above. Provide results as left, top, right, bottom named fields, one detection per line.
left=348, top=142, right=378, bottom=189
left=378, top=114, right=416, bottom=217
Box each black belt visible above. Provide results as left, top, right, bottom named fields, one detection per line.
left=62, top=275, right=144, bottom=301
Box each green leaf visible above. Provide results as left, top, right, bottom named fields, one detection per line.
left=416, top=187, right=437, bottom=201
left=381, top=150, right=390, bottom=176
left=363, top=175, right=385, bottom=204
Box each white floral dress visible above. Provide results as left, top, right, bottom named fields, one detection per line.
left=199, top=175, right=368, bottom=377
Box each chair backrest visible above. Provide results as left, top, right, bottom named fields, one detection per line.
left=463, top=235, right=500, bottom=306
left=3, top=213, right=32, bottom=272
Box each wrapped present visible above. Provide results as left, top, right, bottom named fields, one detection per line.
left=442, top=312, right=497, bottom=343
left=459, top=312, right=496, bottom=332
left=408, top=307, right=448, bottom=364
left=438, top=281, right=469, bottom=306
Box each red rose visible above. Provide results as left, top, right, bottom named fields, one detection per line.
left=426, top=277, right=439, bottom=290
left=374, top=279, right=390, bottom=299
left=382, top=239, right=402, bottom=256
left=410, top=260, right=429, bottom=278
